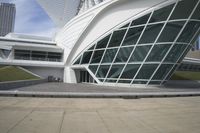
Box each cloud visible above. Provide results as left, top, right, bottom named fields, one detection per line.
left=1, top=0, right=56, bottom=37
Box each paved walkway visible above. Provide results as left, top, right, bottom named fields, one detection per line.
left=0, top=96, right=200, bottom=133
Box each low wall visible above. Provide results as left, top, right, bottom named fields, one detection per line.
left=164, top=80, right=200, bottom=88
left=0, top=79, right=47, bottom=90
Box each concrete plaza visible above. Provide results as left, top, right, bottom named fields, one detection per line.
left=0, top=96, right=200, bottom=133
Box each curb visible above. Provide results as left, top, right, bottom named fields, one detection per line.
left=0, top=91, right=200, bottom=99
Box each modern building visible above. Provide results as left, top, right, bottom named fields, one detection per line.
left=0, top=0, right=200, bottom=87
left=0, top=2, right=16, bottom=36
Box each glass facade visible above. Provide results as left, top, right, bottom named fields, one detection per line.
left=73, top=0, right=200, bottom=86
left=14, top=50, right=62, bottom=62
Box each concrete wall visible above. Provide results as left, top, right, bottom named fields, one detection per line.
left=0, top=79, right=47, bottom=90
left=24, top=66, right=64, bottom=81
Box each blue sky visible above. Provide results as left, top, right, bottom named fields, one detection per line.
left=0, top=0, right=56, bottom=37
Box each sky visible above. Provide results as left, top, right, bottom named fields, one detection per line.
left=0, top=0, right=56, bottom=38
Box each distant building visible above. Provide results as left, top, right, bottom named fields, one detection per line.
left=0, top=2, right=16, bottom=36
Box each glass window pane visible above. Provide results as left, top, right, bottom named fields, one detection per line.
left=164, top=44, right=187, bottom=63
left=152, top=64, right=174, bottom=80
left=96, top=65, right=110, bottom=78
left=15, top=50, right=31, bottom=58
left=115, top=46, right=134, bottom=63
left=157, top=21, right=185, bottom=42
left=81, top=51, right=92, bottom=64
left=74, top=56, right=81, bottom=65
left=108, top=29, right=126, bottom=47
left=102, top=48, right=118, bottom=63
left=91, top=50, right=104, bottom=64
left=89, top=65, right=98, bottom=74
left=192, top=3, right=200, bottom=20
left=166, top=65, right=178, bottom=80
left=178, top=45, right=191, bottom=63
left=107, top=65, right=124, bottom=78
left=139, top=23, right=164, bottom=44
left=177, top=21, right=200, bottom=43
left=136, top=64, right=158, bottom=79
left=132, top=81, right=147, bottom=84
left=146, top=44, right=171, bottom=62
left=105, top=79, right=117, bottom=83
left=32, top=51, right=46, bottom=57
left=96, top=34, right=111, bottom=49
left=118, top=80, right=131, bottom=84
left=150, top=4, right=174, bottom=23
left=120, top=23, right=130, bottom=29
left=131, top=13, right=151, bottom=26
left=122, top=26, right=144, bottom=46
left=148, top=81, right=161, bottom=85
left=88, top=45, right=95, bottom=50
left=170, top=0, right=198, bottom=20
left=121, top=64, right=140, bottom=79
left=129, top=45, right=151, bottom=62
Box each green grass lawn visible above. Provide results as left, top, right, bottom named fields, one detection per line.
left=171, top=71, right=200, bottom=80
left=0, top=66, right=40, bottom=82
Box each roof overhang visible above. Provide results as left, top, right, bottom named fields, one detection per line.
left=36, top=0, right=81, bottom=27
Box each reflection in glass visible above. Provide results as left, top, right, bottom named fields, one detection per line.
left=139, top=23, right=164, bottom=44
left=107, top=65, right=124, bottom=78
left=102, top=48, right=117, bottom=63
left=166, top=65, right=178, bottom=80
left=129, top=45, right=151, bottom=62
left=178, top=45, right=192, bottom=63
left=74, top=56, right=81, bottom=65
left=131, top=13, right=150, bottom=26
left=164, top=44, right=187, bottom=63
left=96, top=65, right=110, bottom=78
left=146, top=44, right=171, bottom=62
left=136, top=64, right=158, bottom=79
left=96, top=34, right=111, bottom=49
left=121, top=64, right=140, bottom=79
left=91, top=50, right=104, bottom=64
left=118, top=80, right=131, bottom=84
left=148, top=81, right=161, bottom=85
left=150, top=4, right=174, bottom=23
left=152, top=64, right=174, bottom=80
left=89, top=65, right=98, bottom=74
left=157, top=21, right=185, bottom=42
left=132, top=81, right=147, bottom=84
left=122, top=26, right=144, bottom=46
left=115, top=46, right=134, bottom=63
left=170, top=0, right=198, bottom=20
left=81, top=51, right=92, bottom=64
left=192, top=3, right=200, bottom=20
left=108, top=29, right=126, bottom=47
left=177, top=21, right=200, bottom=43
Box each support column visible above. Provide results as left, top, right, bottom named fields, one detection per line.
left=63, top=67, right=77, bottom=83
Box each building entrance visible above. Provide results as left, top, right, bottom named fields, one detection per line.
left=80, top=70, right=94, bottom=83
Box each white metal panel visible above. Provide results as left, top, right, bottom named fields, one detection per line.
left=55, top=14, right=94, bottom=62
left=36, top=0, right=80, bottom=27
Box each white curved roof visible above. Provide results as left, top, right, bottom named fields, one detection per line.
left=36, top=0, right=80, bottom=27
left=78, top=0, right=108, bottom=14
left=36, top=0, right=109, bottom=27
